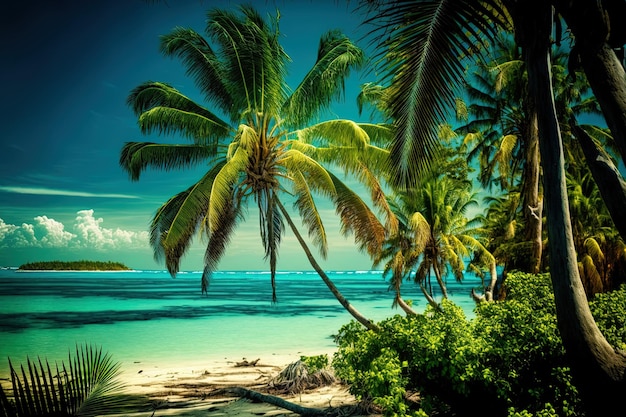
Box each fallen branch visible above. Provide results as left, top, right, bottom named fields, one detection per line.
left=228, top=387, right=326, bottom=416
left=235, top=358, right=260, bottom=367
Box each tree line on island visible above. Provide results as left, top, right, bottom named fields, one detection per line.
left=18, top=260, right=131, bottom=271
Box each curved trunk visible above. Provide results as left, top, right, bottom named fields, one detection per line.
left=418, top=283, right=441, bottom=311
left=556, top=0, right=626, bottom=165
left=471, top=260, right=498, bottom=303
left=431, top=261, right=448, bottom=299
left=276, top=199, right=380, bottom=332
left=580, top=42, right=626, bottom=163
left=395, top=291, right=418, bottom=316
left=573, top=121, right=626, bottom=241
left=512, top=1, right=626, bottom=413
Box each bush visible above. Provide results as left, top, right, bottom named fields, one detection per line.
left=589, top=284, right=626, bottom=351
left=332, top=272, right=622, bottom=416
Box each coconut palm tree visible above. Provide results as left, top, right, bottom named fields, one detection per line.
left=375, top=166, right=495, bottom=310
left=361, top=0, right=626, bottom=411
left=119, top=5, right=394, bottom=331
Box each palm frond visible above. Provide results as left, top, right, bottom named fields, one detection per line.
left=207, top=147, right=248, bottom=232
left=283, top=30, right=364, bottom=127
left=1, top=345, right=134, bottom=417
left=159, top=27, right=233, bottom=115
left=150, top=161, right=226, bottom=275
left=357, top=82, right=389, bottom=120
left=367, top=0, right=506, bottom=188
left=138, top=106, right=231, bottom=144
left=258, top=191, right=284, bottom=302
left=207, top=6, right=289, bottom=119
left=281, top=149, right=336, bottom=198
left=120, top=142, right=217, bottom=181
left=201, top=193, right=241, bottom=293
left=127, top=82, right=231, bottom=143
left=295, top=120, right=370, bottom=149
left=328, top=171, right=386, bottom=257
left=291, top=170, right=328, bottom=258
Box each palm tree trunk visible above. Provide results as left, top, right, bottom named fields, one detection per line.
left=522, top=109, right=543, bottom=273
left=556, top=0, right=626, bottom=165
left=418, top=283, right=441, bottom=311
left=395, top=291, right=418, bottom=316
left=572, top=120, right=626, bottom=241
left=431, top=261, right=448, bottom=299
left=276, top=199, right=380, bottom=332
left=513, top=1, right=626, bottom=413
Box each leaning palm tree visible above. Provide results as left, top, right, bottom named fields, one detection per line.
left=119, top=6, right=393, bottom=331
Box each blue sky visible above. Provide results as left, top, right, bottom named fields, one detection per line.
left=0, top=0, right=382, bottom=271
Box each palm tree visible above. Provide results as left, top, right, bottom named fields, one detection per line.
left=361, top=0, right=626, bottom=411
left=119, top=6, right=393, bottom=331
left=458, top=33, right=544, bottom=274
left=375, top=166, right=495, bottom=310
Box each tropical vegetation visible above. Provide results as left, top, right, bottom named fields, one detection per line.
left=333, top=272, right=626, bottom=416
left=359, top=0, right=626, bottom=413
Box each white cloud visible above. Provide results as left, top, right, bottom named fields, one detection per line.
left=0, top=210, right=149, bottom=250
left=34, top=215, right=75, bottom=247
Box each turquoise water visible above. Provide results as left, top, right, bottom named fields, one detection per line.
left=0, top=269, right=483, bottom=376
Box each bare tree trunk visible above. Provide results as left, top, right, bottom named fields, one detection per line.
left=277, top=200, right=380, bottom=332
left=556, top=0, right=626, bottom=165
left=228, top=387, right=326, bottom=416
left=513, top=1, right=626, bottom=413
left=572, top=121, right=626, bottom=240
left=418, top=283, right=441, bottom=311
left=431, top=262, right=448, bottom=299
left=394, top=291, right=418, bottom=315
left=522, top=110, right=543, bottom=273
left=471, top=260, right=497, bottom=303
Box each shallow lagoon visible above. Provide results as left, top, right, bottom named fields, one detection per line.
left=0, top=269, right=482, bottom=375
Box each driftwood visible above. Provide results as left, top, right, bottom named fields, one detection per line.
left=227, top=387, right=332, bottom=416
left=235, top=358, right=260, bottom=367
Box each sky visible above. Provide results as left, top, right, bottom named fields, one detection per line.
left=0, top=0, right=384, bottom=271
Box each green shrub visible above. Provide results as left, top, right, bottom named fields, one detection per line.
left=332, top=272, right=597, bottom=416
left=589, top=284, right=626, bottom=350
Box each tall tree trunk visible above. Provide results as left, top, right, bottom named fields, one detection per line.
left=522, top=109, right=543, bottom=273
left=556, top=0, right=626, bottom=165
left=511, top=2, right=626, bottom=414
left=277, top=200, right=380, bottom=332
left=431, top=261, right=448, bottom=299
left=572, top=121, right=626, bottom=240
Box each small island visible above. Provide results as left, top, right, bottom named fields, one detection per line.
left=18, top=260, right=131, bottom=271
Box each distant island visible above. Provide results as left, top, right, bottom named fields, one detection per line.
left=18, top=260, right=132, bottom=271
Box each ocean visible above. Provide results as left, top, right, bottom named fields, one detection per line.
left=0, top=269, right=483, bottom=377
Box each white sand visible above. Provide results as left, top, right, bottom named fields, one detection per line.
left=115, top=351, right=366, bottom=416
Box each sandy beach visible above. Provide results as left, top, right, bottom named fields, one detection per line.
left=112, top=351, right=367, bottom=417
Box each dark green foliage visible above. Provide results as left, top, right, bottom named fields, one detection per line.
left=0, top=345, right=140, bottom=417
left=18, top=261, right=130, bottom=271
left=331, top=272, right=626, bottom=416
left=589, top=284, right=626, bottom=351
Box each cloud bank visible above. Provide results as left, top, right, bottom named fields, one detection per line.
left=0, top=210, right=149, bottom=250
